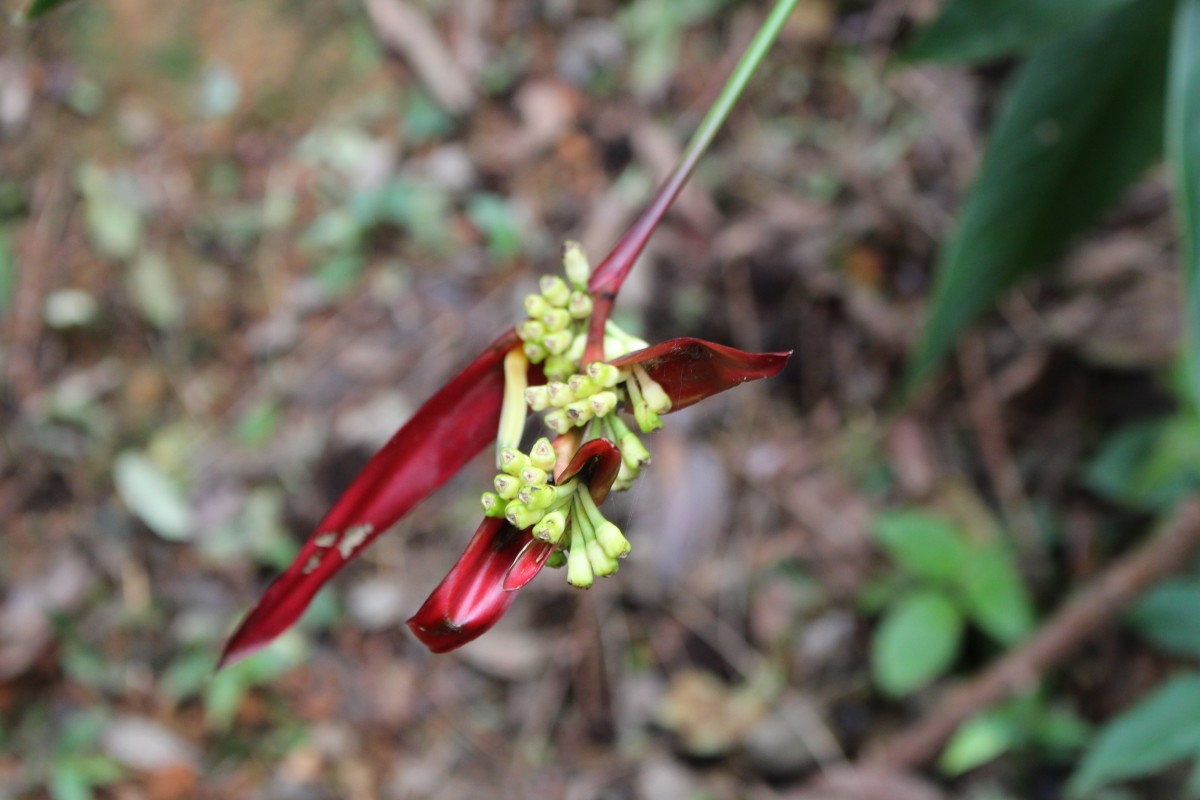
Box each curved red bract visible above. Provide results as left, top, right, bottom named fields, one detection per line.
left=558, top=437, right=623, bottom=505
left=610, top=337, right=791, bottom=412
left=219, top=330, right=521, bottom=668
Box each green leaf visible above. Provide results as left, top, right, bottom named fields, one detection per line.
left=939, top=711, right=1017, bottom=775
left=908, top=0, right=1175, bottom=388
left=1171, top=0, right=1200, bottom=410
left=958, top=545, right=1036, bottom=645
left=24, top=0, right=77, bottom=21
left=49, top=766, right=92, bottom=800
left=903, top=0, right=1135, bottom=64
left=871, top=510, right=972, bottom=583
left=113, top=451, right=193, bottom=541
left=126, top=251, right=183, bottom=330
left=871, top=590, right=963, bottom=697
left=1128, top=578, right=1200, bottom=658
left=1084, top=416, right=1200, bottom=510
left=467, top=193, right=522, bottom=263
left=1068, top=673, right=1200, bottom=797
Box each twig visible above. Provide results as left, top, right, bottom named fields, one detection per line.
left=865, top=498, right=1200, bottom=769
left=363, top=0, right=475, bottom=116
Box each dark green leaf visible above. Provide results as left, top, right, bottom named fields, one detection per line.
left=958, top=545, right=1035, bottom=645
left=25, top=0, right=77, bottom=21
left=871, top=510, right=972, bottom=583
left=871, top=590, right=963, bottom=697
left=904, top=0, right=1135, bottom=64
left=1084, top=416, right=1200, bottom=510
left=908, top=0, right=1175, bottom=388
left=1128, top=578, right=1200, bottom=658
left=1068, top=673, right=1200, bottom=797
left=1171, top=0, right=1200, bottom=409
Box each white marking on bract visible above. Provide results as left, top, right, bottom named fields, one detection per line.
left=338, top=523, right=373, bottom=558
left=314, top=532, right=337, bottom=548
left=303, top=554, right=322, bottom=575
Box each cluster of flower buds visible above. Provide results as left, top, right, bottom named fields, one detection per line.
left=480, top=437, right=631, bottom=588
left=516, top=242, right=594, bottom=381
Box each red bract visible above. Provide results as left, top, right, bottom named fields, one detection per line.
left=218, top=331, right=523, bottom=667
left=406, top=438, right=624, bottom=652
left=610, top=338, right=791, bottom=411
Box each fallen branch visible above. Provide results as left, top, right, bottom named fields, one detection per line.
left=865, top=498, right=1200, bottom=769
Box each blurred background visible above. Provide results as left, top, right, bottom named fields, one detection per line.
left=1, top=0, right=1195, bottom=798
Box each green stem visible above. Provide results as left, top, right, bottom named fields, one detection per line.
left=584, top=0, right=799, bottom=362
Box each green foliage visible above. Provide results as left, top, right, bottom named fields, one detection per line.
left=46, top=710, right=125, bottom=800
left=872, top=589, right=963, bottom=696
left=1171, top=0, right=1200, bottom=406
left=903, top=0, right=1135, bottom=63
left=24, top=0, right=76, bottom=21
left=1085, top=414, right=1200, bottom=511
left=113, top=450, right=193, bottom=542
left=939, top=693, right=1089, bottom=775
left=619, top=0, right=730, bottom=97
left=867, top=509, right=1035, bottom=697
left=467, top=193, right=523, bottom=264
left=1128, top=578, right=1200, bottom=658
left=1068, top=674, right=1200, bottom=797
left=908, top=0, right=1175, bottom=387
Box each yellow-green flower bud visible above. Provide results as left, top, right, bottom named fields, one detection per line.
left=594, top=521, right=630, bottom=559
left=519, top=319, right=546, bottom=342
left=533, top=510, right=567, bottom=544
left=542, top=330, right=573, bottom=355
left=525, top=385, right=551, bottom=411
left=566, top=522, right=593, bottom=588
left=544, top=409, right=572, bottom=434
left=539, top=275, right=571, bottom=307
left=567, top=374, right=598, bottom=398
left=546, top=550, right=567, bottom=568
left=543, top=355, right=574, bottom=381
left=563, top=240, right=590, bottom=289
left=523, top=341, right=548, bottom=364
left=588, top=390, right=618, bottom=417
left=494, top=473, right=521, bottom=500
left=520, top=465, right=548, bottom=486
left=603, top=337, right=625, bottom=361
left=618, top=432, right=651, bottom=469
left=541, top=308, right=571, bottom=332
left=481, top=492, right=508, bottom=518
left=568, top=290, right=593, bottom=320
left=586, top=538, right=619, bottom=577
left=547, top=382, right=575, bottom=407
left=499, top=448, right=531, bottom=476
left=524, top=293, right=549, bottom=319
left=505, top=501, right=544, bottom=530
left=530, top=437, right=556, bottom=471
left=520, top=484, right=556, bottom=509
left=566, top=333, right=586, bottom=362
left=565, top=400, right=594, bottom=426
left=586, top=362, right=624, bottom=388
left=617, top=459, right=639, bottom=484
left=633, top=403, right=663, bottom=433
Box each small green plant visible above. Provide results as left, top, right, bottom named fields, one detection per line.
left=864, top=509, right=1035, bottom=697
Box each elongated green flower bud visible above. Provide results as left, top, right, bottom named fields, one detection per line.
left=603, top=336, right=625, bottom=361
left=494, top=473, right=521, bottom=500
left=481, top=492, right=508, bottom=518
left=563, top=240, right=591, bottom=289
left=618, top=432, right=651, bottom=469
left=499, top=448, right=531, bottom=476
left=525, top=385, right=551, bottom=411
left=632, top=364, right=672, bottom=414
left=541, top=308, right=571, bottom=332
left=565, top=400, right=594, bottom=426
left=505, top=500, right=544, bottom=530
left=546, top=550, right=567, bottom=568
left=539, top=275, right=570, bottom=307
left=520, top=484, right=556, bottom=509
left=624, top=372, right=663, bottom=433
left=594, top=520, right=630, bottom=559
left=544, top=409, right=572, bottom=434
left=566, top=333, right=586, bottom=362
left=586, top=362, right=624, bottom=388
left=566, top=519, right=592, bottom=588
left=524, top=293, right=549, bottom=319
left=533, top=510, right=566, bottom=544
left=496, top=347, right=529, bottom=460
left=616, top=459, right=639, bottom=484
left=547, top=382, right=575, bottom=407
left=589, top=390, right=618, bottom=417
left=567, top=374, right=598, bottom=398
left=520, top=466, right=548, bottom=486
left=542, top=330, right=574, bottom=355
left=530, top=437, right=556, bottom=471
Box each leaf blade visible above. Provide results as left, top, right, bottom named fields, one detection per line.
left=908, top=0, right=1175, bottom=388
left=871, top=590, right=963, bottom=697
left=1170, top=0, right=1200, bottom=408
